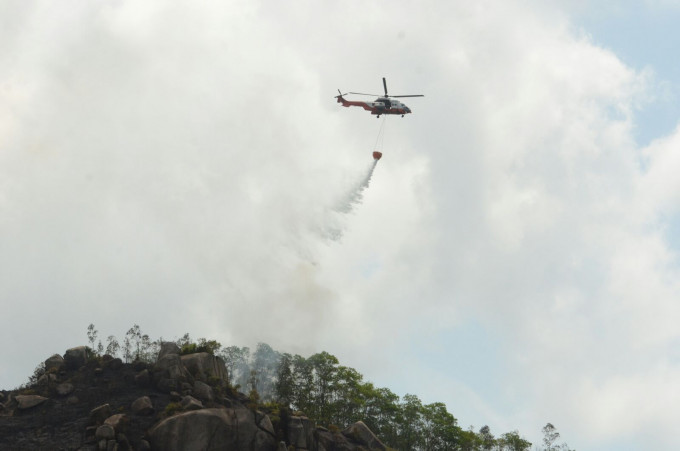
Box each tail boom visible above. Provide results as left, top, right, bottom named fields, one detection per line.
left=337, top=95, right=377, bottom=112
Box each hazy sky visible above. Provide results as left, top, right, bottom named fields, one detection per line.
left=2, top=1, right=680, bottom=449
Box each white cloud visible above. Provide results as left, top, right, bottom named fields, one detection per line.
left=2, top=1, right=680, bottom=449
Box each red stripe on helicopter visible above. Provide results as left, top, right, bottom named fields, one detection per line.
left=337, top=96, right=375, bottom=111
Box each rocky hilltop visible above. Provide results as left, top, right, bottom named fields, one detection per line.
left=0, top=343, right=387, bottom=451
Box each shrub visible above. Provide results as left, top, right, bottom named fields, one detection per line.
left=26, top=362, right=46, bottom=387
left=164, top=402, right=182, bottom=416
left=179, top=338, right=222, bottom=355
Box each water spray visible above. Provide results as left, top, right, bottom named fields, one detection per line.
left=321, top=120, right=385, bottom=241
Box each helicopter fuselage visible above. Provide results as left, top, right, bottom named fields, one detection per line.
left=336, top=95, right=411, bottom=116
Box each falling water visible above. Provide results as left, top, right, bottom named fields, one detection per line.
left=317, top=118, right=386, bottom=241
left=314, top=156, right=381, bottom=242
left=333, top=159, right=379, bottom=214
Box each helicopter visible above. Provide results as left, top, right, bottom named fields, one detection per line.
left=335, top=77, right=424, bottom=118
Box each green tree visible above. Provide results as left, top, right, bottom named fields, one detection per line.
left=421, top=402, right=461, bottom=450
left=479, top=425, right=496, bottom=450
left=139, top=333, right=157, bottom=362
left=307, top=351, right=340, bottom=424
left=361, top=385, right=400, bottom=445
left=542, top=423, right=560, bottom=451
left=125, top=325, right=143, bottom=361
left=275, top=353, right=295, bottom=406
left=243, top=342, right=542, bottom=451
left=26, top=362, right=46, bottom=387
left=397, top=394, right=424, bottom=450
left=459, top=426, right=483, bottom=451
left=176, top=332, right=192, bottom=349
left=87, top=324, right=98, bottom=349
left=248, top=369, right=260, bottom=402
left=197, top=338, right=222, bottom=354
left=541, top=423, right=574, bottom=451
left=499, top=430, right=532, bottom=451
left=291, top=354, right=314, bottom=415
left=105, top=335, right=120, bottom=357
left=87, top=324, right=103, bottom=356
left=180, top=337, right=222, bottom=355
left=332, top=365, right=364, bottom=426
left=122, top=335, right=132, bottom=363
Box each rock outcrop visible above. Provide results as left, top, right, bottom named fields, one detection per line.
left=63, top=346, right=89, bottom=369
left=44, top=354, right=65, bottom=372
left=341, top=421, right=387, bottom=450
left=15, top=394, right=48, bottom=410
left=153, top=342, right=193, bottom=394
left=0, top=343, right=387, bottom=451
left=180, top=352, right=229, bottom=384
left=131, top=396, right=154, bottom=416
left=148, top=408, right=277, bottom=451
left=288, top=415, right=316, bottom=449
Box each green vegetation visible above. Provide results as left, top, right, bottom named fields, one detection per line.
left=87, top=323, right=158, bottom=363
left=82, top=324, right=573, bottom=451
left=26, top=362, right=46, bottom=387
left=164, top=402, right=182, bottom=417
left=178, top=337, right=222, bottom=356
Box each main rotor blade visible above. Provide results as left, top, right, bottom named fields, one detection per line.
left=349, top=92, right=382, bottom=96
left=391, top=94, right=425, bottom=98
left=383, top=77, right=388, bottom=96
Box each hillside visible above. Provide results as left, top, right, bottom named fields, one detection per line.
left=0, top=325, right=574, bottom=450
left=0, top=343, right=386, bottom=451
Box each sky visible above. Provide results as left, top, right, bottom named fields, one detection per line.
left=2, top=1, right=680, bottom=449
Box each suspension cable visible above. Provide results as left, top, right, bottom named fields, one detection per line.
left=373, top=116, right=387, bottom=152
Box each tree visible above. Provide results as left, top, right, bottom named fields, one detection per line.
left=499, top=430, right=531, bottom=451
left=542, top=423, right=560, bottom=451
left=397, top=394, right=424, bottom=450
left=291, top=354, right=314, bottom=415
left=125, top=325, right=143, bottom=361
left=196, top=338, right=222, bottom=354
left=220, top=345, right=250, bottom=389
left=421, top=402, right=461, bottom=450
left=105, top=335, right=120, bottom=357
left=332, top=365, right=364, bottom=426
left=178, top=336, right=222, bottom=356
left=176, top=332, right=192, bottom=349
left=87, top=324, right=103, bottom=356
left=275, top=353, right=295, bottom=406
left=122, top=335, right=132, bottom=363
left=251, top=342, right=281, bottom=400
left=540, top=423, right=574, bottom=451
left=459, top=426, right=483, bottom=451
left=87, top=324, right=98, bottom=349
left=307, top=351, right=340, bottom=425
left=26, top=362, right=46, bottom=387
left=138, top=333, right=156, bottom=362
left=478, top=425, right=496, bottom=450
left=361, top=385, right=400, bottom=445
left=248, top=369, right=260, bottom=402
